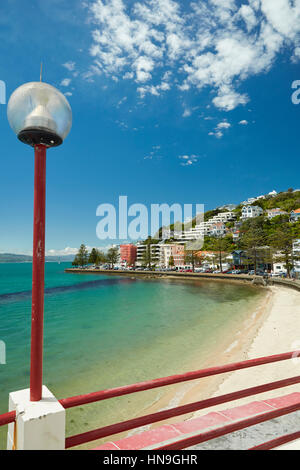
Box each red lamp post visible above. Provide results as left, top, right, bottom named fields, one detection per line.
left=7, top=82, right=72, bottom=401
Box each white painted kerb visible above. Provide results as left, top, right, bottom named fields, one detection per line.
left=7, top=386, right=65, bottom=450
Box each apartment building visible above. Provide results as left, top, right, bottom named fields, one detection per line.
left=136, top=243, right=163, bottom=266
left=160, top=244, right=185, bottom=267
left=120, top=244, right=137, bottom=265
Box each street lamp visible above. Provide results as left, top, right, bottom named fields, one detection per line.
left=7, top=81, right=72, bottom=401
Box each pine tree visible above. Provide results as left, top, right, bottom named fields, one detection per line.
left=76, top=244, right=89, bottom=267
left=106, top=247, right=119, bottom=268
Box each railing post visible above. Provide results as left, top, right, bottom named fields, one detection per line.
left=7, top=386, right=65, bottom=450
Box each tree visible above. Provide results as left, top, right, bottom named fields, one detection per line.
left=106, top=247, right=119, bottom=269
left=141, top=244, right=152, bottom=268
left=169, top=255, right=175, bottom=267
left=72, top=256, right=79, bottom=267
left=269, top=224, right=299, bottom=278
left=184, top=250, right=196, bottom=271
left=210, top=235, right=232, bottom=272
left=88, top=248, right=98, bottom=264
left=240, top=227, right=266, bottom=274
left=184, top=249, right=204, bottom=272
left=97, top=250, right=107, bottom=266
left=75, top=244, right=89, bottom=267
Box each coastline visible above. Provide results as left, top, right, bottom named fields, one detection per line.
left=192, top=285, right=300, bottom=415
left=71, top=282, right=299, bottom=449
left=119, top=285, right=300, bottom=440
left=146, top=285, right=300, bottom=428
left=137, top=285, right=273, bottom=429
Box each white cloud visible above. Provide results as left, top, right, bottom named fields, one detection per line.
left=46, top=247, right=78, bottom=257
left=238, top=4, right=258, bottom=32
left=87, top=0, right=300, bottom=110
left=216, top=121, right=231, bottom=129
left=209, top=119, right=231, bottom=138
left=117, top=96, right=127, bottom=106
left=178, top=154, right=199, bottom=166
left=182, top=108, right=191, bottom=118
left=215, top=131, right=223, bottom=139
left=212, top=86, right=249, bottom=112
left=239, top=119, right=249, bottom=125
left=63, top=61, right=76, bottom=72
left=60, top=78, right=72, bottom=87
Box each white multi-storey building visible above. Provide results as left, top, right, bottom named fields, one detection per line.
left=210, top=212, right=236, bottom=223
left=293, top=239, right=300, bottom=272
left=241, top=205, right=264, bottom=219
left=136, top=243, right=163, bottom=266
left=175, top=211, right=234, bottom=240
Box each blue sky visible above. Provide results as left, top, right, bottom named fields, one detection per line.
left=1, top=0, right=300, bottom=255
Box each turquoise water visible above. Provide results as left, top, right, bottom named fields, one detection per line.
left=0, top=263, right=264, bottom=449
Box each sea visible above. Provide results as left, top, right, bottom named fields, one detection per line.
left=0, top=262, right=265, bottom=449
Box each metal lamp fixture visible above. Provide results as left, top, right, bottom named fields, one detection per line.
left=7, top=81, right=72, bottom=147
left=7, top=80, right=72, bottom=402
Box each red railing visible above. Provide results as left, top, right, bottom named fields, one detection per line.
left=250, top=430, right=300, bottom=450
left=0, top=411, right=16, bottom=427
left=154, top=401, right=300, bottom=450
left=1, top=351, right=299, bottom=449
left=59, top=350, right=300, bottom=449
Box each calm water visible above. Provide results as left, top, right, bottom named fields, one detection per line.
left=0, top=263, right=264, bottom=449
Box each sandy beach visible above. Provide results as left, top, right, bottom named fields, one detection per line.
left=192, top=285, right=300, bottom=416
left=139, top=284, right=300, bottom=429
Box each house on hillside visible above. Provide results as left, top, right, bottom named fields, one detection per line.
left=233, top=230, right=240, bottom=241
left=241, top=205, right=264, bottom=219
left=290, top=209, right=300, bottom=222
left=266, top=208, right=287, bottom=219
left=210, top=222, right=227, bottom=237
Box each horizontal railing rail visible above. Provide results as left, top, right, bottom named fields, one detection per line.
left=0, top=351, right=299, bottom=449
left=59, top=350, right=300, bottom=410
left=65, top=374, right=300, bottom=448
left=153, top=401, right=300, bottom=450
left=0, top=411, right=16, bottom=427
left=60, top=350, right=300, bottom=449
left=250, top=431, right=300, bottom=450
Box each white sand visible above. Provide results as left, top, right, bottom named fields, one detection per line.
left=194, top=286, right=300, bottom=416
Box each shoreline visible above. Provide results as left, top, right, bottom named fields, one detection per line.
left=145, top=285, right=300, bottom=430
left=104, top=284, right=299, bottom=445
left=73, top=283, right=299, bottom=449
left=135, top=285, right=273, bottom=431
left=65, top=267, right=300, bottom=292
left=76, top=280, right=268, bottom=449
left=194, top=285, right=300, bottom=414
